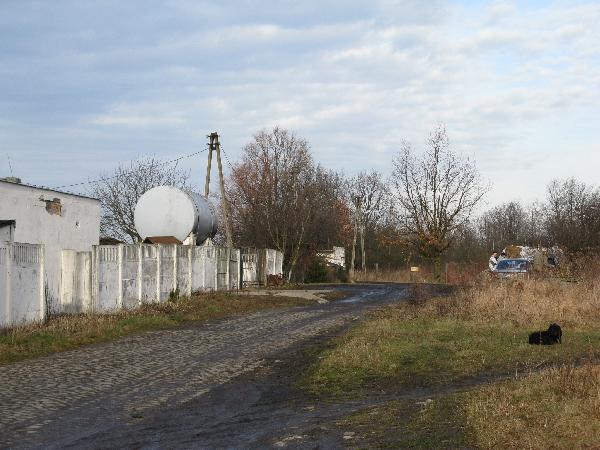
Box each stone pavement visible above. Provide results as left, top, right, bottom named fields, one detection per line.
left=0, top=284, right=407, bottom=449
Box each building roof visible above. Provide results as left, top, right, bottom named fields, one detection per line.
left=0, top=178, right=99, bottom=201
left=143, top=236, right=183, bottom=244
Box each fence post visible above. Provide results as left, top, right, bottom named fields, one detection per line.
left=137, top=244, right=143, bottom=305
left=5, top=243, right=12, bottom=324
left=202, top=247, right=206, bottom=290
left=173, top=245, right=178, bottom=293
left=187, top=246, right=193, bottom=296
left=39, top=244, right=45, bottom=322
left=91, top=245, right=99, bottom=313
left=215, top=249, right=219, bottom=291
left=117, top=244, right=123, bottom=310
left=235, top=249, right=241, bottom=290
left=226, top=247, right=231, bottom=291
left=156, top=244, right=161, bottom=302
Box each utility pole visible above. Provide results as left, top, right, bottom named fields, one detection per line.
left=349, top=196, right=362, bottom=282
left=205, top=132, right=233, bottom=250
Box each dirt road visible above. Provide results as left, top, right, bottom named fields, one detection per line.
left=1, top=283, right=414, bottom=449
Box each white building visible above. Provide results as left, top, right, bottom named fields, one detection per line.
left=317, top=246, right=346, bottom=268
left=0, top=178, right=100, bottom=311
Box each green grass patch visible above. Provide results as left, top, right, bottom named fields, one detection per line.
left=0, top=292, right=314, bottom=365
left=301, top=310, right=600, bottom=396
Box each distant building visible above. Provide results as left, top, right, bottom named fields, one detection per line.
left=317, top=246, right=346, bottom=268
left=0, top=178, right=100, bottom=310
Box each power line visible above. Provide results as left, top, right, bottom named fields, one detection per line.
left=219, top=146, right=235, bottom=172
left=53, top=148, right=208, bottom=190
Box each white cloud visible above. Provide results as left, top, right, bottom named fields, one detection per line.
left=1, top=0, right=600, bottom=206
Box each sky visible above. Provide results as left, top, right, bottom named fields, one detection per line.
left=1, top=0, right=599, bottom=209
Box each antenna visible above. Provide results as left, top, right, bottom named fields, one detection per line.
left=7, top=154, right=13, bottom=176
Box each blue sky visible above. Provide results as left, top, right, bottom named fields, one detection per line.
left=1, top=0, right=599, bottom=208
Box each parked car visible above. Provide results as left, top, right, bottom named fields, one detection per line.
left=494, top=258, right=531, bottom=278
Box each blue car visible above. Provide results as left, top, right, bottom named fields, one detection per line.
left=495, top=258, right=531, bottom=278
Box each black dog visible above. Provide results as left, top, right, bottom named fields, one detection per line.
left=528, top=323, right=562, bottom=345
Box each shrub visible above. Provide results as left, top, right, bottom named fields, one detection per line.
left=305, top=257, right=329, bottom=283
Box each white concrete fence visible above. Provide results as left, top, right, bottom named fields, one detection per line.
left=0, top=242, right=45, bottom=326
left=1, top=243, right=283, bottom=327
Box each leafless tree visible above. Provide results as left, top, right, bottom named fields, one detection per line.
left=228, top=127, right=317, bottom=280
left=546, top=178, right=600, bottom=251
left=228, top=127, right=351, bottom=280
left=348, top=171, right=387, bottom=273
left=90, top=157, right=190, bottom=243
left=479, top=201, right=551, bottom=251
left=479, top=201, right=528, bottom=250
left=391, top=124, right=488, bottom=275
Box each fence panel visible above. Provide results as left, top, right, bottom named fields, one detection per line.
left=140, top=244, right=158, bottom=303
left=229, top=249, right=240, bottom=290
left=177, top=246, right=191, bottom=296
left=0, top=245, right=8, bottom=326
left=11, top=243, right=43, bottom=324
left=122, top=245, right=140, bottom=309
left=159, top=245, right=175, bottom=301
left=191, top=246, right=206, bottom=291
left=241, top=249, right=258, bottom=287
left=60, top=250, right=92, bottom=313
left=216, top=248, right=229, bottom=290
left=204, top=247, right=217, bottom=291
left=0, top=243, right=44, bottom=326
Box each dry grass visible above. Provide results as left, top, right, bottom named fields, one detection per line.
left=303, top=274, right=600, bottom=447
left=0, top=291, right=314, bottom=365
left=354, top=267, right=433, bottom=283
left=412, top=277, right=600, bottom=327
left=303, top=278, right=600, bottom=395
left=465, top=363, right=600, bottom=449
left=355, top=262, right=482, bottom=284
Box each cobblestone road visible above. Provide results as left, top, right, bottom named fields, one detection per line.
left=0, top=284, right=408, bottom=449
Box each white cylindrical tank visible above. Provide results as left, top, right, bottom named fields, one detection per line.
left=134, top=186, right=217, bottom=243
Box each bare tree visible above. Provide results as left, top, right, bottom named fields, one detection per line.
left=348, top=171, right=387, bottom=272
left=228, top=127, right=317, bottom=280
left=90, top=157, right=190, bottom=243
left=546, top=178, right=600, bottom=251
left=479, top=201, right=528, bottom=250
left=228, top=127, right=351, bottom=280
left=391, top=125, right=488, bottom=276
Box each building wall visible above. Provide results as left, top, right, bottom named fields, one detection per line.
left=317, top=246, right=346, bottom=268
left=0, top=181, right=100, bottom=311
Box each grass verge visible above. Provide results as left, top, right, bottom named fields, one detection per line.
left=302, top=311, right=600, bottom=396
left=301, top=278, right=600, bottom=448
left=343, top=363, right=600, bottom=449
left=0, top=291, right=314, bottom=365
